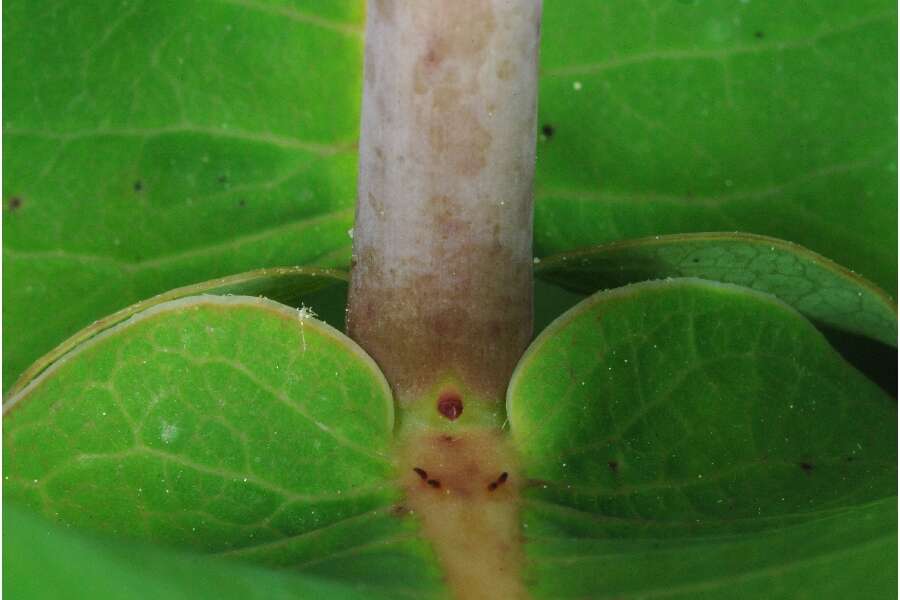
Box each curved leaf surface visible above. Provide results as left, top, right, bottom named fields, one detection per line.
left=3, top=295, right=444, bottom=598
left=4, top=503, right=398, bottom=600
left=523, top=498, right=896, bottom=599
left=7, top=267, right=348, bottom=397
left=508, top=278, right=897, bottom=598
left=536, top=233, right=897, bottom=346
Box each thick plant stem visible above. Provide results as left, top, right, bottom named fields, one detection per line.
left=347, top=0, right=542, bottom=410
left=348, top=3, right=542, bottom=597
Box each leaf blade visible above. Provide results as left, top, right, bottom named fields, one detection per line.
left=6, top=267, right=348, bottom=396
left=3, top=502, right=410, bottom=600
left=2, top=0, right=363, bottom=386
left=536, top=232, right=897, bottom=346
left=534, top=1, right=897, bottom=290
left=509, top=278, right=897, bottom=597
left=3, top=295, right=445, bottom=597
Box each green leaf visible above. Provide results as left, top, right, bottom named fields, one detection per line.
left=7, top=1, right=896, bottom=596
left=7, top=266, right=348, bottom=397
left=8, top=0, right=897, bottom=389
left=3, top=295, right=444, bottom=598
left=534, top=277, right=589, bottom=336
left=4, top=503, right=398, bottom=600
left=535, top=232, right=897, bottom=347
left=535, top=1, right=898, bottom=291
left=2, top=0, right=362, bottom=386
left=522, top=498, right=897, bottom=600
left=508, top=278, right=897, bottom=597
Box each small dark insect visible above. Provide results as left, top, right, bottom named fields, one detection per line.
left=427, top=479, right=441, bottom=488
left=413, top=467, right=428, bottom=480
left=133, top=180, right=143, bottom=192
left=799, top=462, right=814, bottom=473
left=488, top=472, right=509, bottom=491
left=541, top=124, right=555, bottom=138
left=7, top=197, right=22, bottom=211
left=607, top=460, right=619, bottom=473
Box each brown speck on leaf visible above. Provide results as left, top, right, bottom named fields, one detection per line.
left=799, top=461, right=814, bottom=474
left=217, top=175, right=228, bottom=183
left=427, top=479, right=441, bottom=488
left=754, top=30, right=765, bottom=39
left=133, top=180, right=143, bottom=193
left=7, top=196, right=23, bottom=211
left=390, top=504, right=409, bottom=517
left=239, top=199, right=246, bottom=207
left=541, top=124, right=554, bottom=138
left=413, top=467, right=428, bottom=480
left=608, top=460, right=619, bottom=473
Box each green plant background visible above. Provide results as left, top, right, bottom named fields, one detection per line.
left=3, top=1, right=897, bottom=598
left=4, top=0, right=896, bottom=388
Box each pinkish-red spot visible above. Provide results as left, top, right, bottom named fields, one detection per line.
left=437, top=391, right=463, bottom=420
